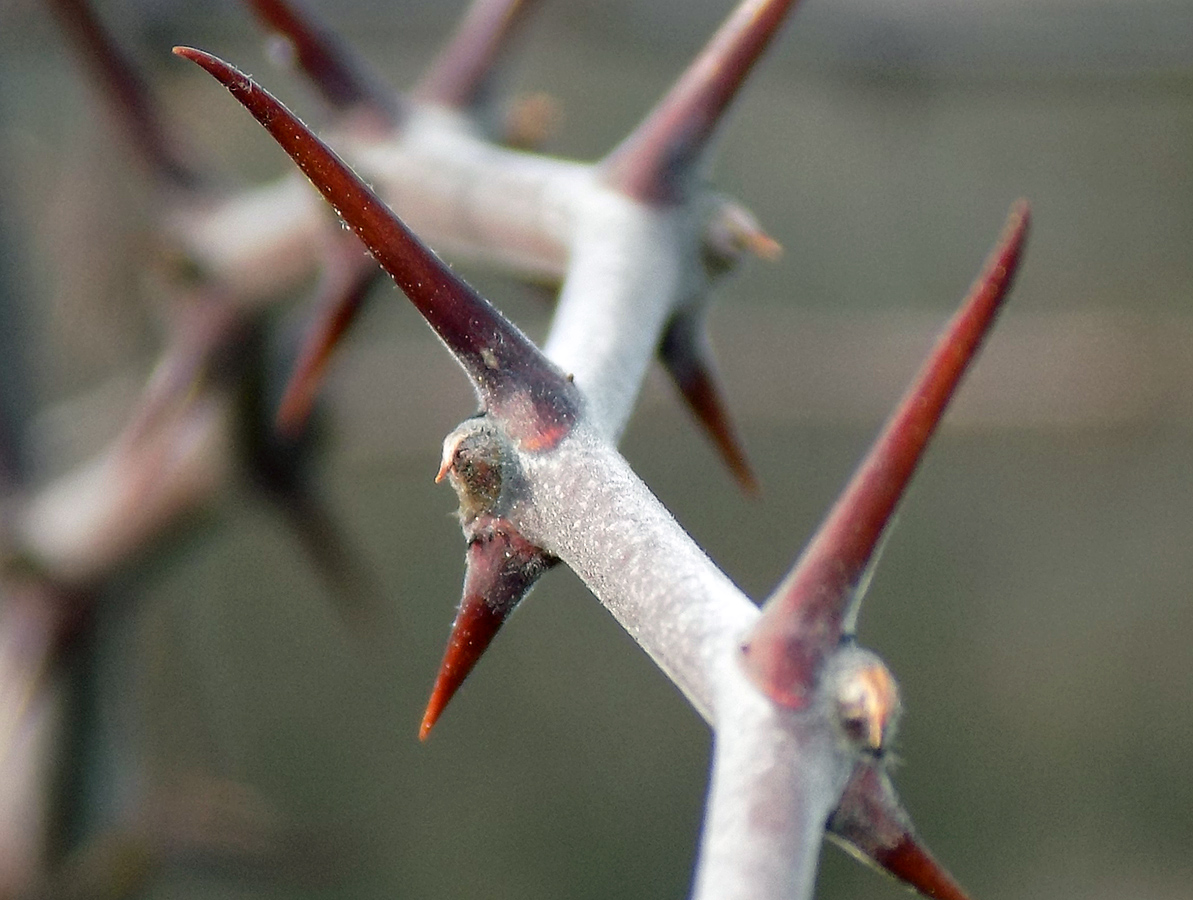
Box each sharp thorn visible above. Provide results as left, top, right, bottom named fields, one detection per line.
left=828, top=763, right=973, bottom=900
left=602, top=0, right=802, bottom=203
left=420, top=523, right=554, bottom=739
left=175, top=47, right=581, bottom=450
left=276, top=241, right=382, bottom=437
left=660, top=312, right=759, bottom=496
left=741, top=202, right=1030, bottom=708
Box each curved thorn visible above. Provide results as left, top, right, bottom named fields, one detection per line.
left=244, top=0, right=402, bottom=124
left=660, top=312, right=759, bottom=495
left=175, top=47, right=580, bottom=450
left=602, top=0, right=802, bottom=204
left=420, top=522, right=554, bottom=740
left=47, top=0, right=202, bottom=190
left=413, top=0, right=541, bottom=110
left=828, top=763, right=972, bottom=900
left=741, top=202, right=1031, bottom=708
left=276, top=242, right=382, bottom=437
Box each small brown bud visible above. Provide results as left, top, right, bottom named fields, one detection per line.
left=437, top=418, right=520, bottom=529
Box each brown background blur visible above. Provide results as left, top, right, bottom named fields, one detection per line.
left=1, top=1, right=1191, bottom=898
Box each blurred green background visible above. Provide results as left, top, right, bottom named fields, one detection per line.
left=1, top=0, right=1192, bottom=898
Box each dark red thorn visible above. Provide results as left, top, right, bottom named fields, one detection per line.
left=276, top=241, right=382, bottom=437
left=420, top=521, right=555, bottom=740
left=47, top=0, right=202, bottom=190
left=243, top=0, right=402, bottom=125
left=602, top=0, right=802, bottom=204
left=413, top=0, right=540, bottom=110
left=175, top=48, right=581, bottom=450
left=741, top=202, right=1030, bottom=708
left=828, top=763, right=972, bottom=900
left=660, top=312, right=759, bottom=496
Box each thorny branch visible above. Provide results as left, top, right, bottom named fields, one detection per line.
left=0, top=0, right=1031, bottom=898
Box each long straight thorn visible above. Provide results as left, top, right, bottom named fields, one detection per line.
left=175, top=47, right=580, bottom=451
left=741, top=202, right=1030, bottom=708
left=47, top=0, right=202, bottom=189
left=413, top=0, right=541, bottom=110
left=243, top=0, right=403, bottom=124
left=602, top=0, right=802, bottom=204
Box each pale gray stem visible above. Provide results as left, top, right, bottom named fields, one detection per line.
left=693, top=654, right=854, bottom=900
left=544, top=196, right=693, bottom=439
left=517, top=423, right=755, bottom=717
left=350, top=109, right=583, bottom=279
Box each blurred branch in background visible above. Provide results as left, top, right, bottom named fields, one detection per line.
left=0, top=1, right=1190, bottom=899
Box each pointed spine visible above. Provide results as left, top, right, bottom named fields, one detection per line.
left=420, top=521, right=554, bottom=739
left=660, top=312, right=758, bottom=495
left=602, top=0, right=801, bottom=203
left=413, top=0, right=540, bottom=110
left=47, top=0, right=201, bottom=189
left=243, top=0, right=402, bottom=123
left=276, top=246, right=381, bottom=436
left=828, top=764, right=972, bottom=900
left=175, top=47, right=580, bottom=451
left=741, top=202, right=1030, bottom=708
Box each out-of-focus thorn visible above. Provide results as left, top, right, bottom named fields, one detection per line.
left=245, top=0, right=402, bottom=126
left=602, top=0, right=802, bottom=204
left=705, top=201, right=782, bottom=271
left=237, top=323, right=382, bottom=631
left=413, top=0, right=541, bottom=110
left=660, top=312, right=758, bottom=496
left=828, top=763, right=973, bottom=900
left=740, top=202, right=1030, bottom=709
left=47, top=0, right=203, bottom=191
left=276, top=241, right=381, bottom=437
left=502, top=91, right=563, bottom=151
left=175, top=47, right=581, bottom=451
left=128, top=292, right=246, bottom=447
left=420, top=521, right=554, bottom=740
left=264, top=476, right=384, bottom=631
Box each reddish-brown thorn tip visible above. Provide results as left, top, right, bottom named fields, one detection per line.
left=602, top=0, right=802, bottom=204
left=276, top=242, right=381, bottom=436
left=175, top=47, right=580, bottom=450
left=244, top=0, right=402, bottom=124
left=47, top=0, right=201, bottom=189
left=660, top=312, right=759, bottom=496
left=828, top=763, right=972, bottom=900
left=741, top=202, right=1030, bottom=708
left=413, top=0, right=541, bottom=110
left=420, top=522, right=555, bottom=740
